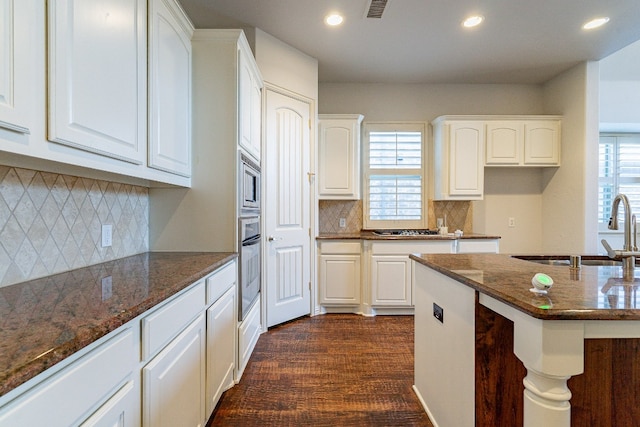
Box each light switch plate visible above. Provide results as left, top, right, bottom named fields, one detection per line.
left=101, top=224, right=113, bottom=247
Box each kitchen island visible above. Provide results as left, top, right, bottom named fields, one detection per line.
left=411, top=253, right=640, bottom=427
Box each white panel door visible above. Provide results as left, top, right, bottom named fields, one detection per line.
left=264, top=88, right=311, bottom=327
left=48, top=0, right=146, bottom=164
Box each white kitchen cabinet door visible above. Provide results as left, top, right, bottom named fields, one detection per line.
left=319, top=254, right=361, bottom=305
left=318, top=114, right=364, bottom=199
left=432, top=119, right=484, bottom=200
left=48, top=0, right=147, bottom=164
left=143, top=314, right=206, bottom=427
left=237, top=294, right=261, bottom=380
left=0, top=0, right=32, bottom=134
left=238, top=47, right=262, bottom=161
left=370, top=255, right=412, bottom=306
left=448, top=122, right=484, bottom=198
left=148, top=0, right=193, bottom=177
left=524, top=120, right=561, bottom=165
left=206, top=286, right=236, bottom=415
left=485, top=122, right=523, bottom=165
left=79, top=381, right=139, bottom=427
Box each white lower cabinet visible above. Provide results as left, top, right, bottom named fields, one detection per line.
left=0, top=328, right=139, bottom=427
left=371, top=255, right=412, bottom=306
left=0, top=259, right=241, bottom=427
left=318, top=241, right=361, bottom=306
left=143, top=314, right=206, bottom=427
left=206, top=286, right=237, bottom=414
left=80, top=380, right=138, bottom=427
left=237, top=296, right=261, bottom=380
left=369, top=241, right=456, bottom=309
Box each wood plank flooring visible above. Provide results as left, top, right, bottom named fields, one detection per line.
left=207, top=314, right=433, bottom=427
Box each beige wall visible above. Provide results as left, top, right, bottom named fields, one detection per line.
left=251, top=28, right=318, bottom=101
left=541, top=61, right=600, bottom=254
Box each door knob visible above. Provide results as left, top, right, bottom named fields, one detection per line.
left=268, top=236, right=281, bottom=242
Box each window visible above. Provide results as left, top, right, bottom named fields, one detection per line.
left=599, top=133, right=640, bottom=230
left=363, top=122, right=426, bottom=229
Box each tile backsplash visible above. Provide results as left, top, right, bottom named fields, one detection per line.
left=429, top=200, right=473, bottom=233
left=319, top=200, right=363, bottom=233
left=319, top=199, right=473, bottom=234
left=0, top=166, right=149, bottom=288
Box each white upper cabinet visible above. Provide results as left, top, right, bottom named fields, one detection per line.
left=318, top=114, right=364, bottom=199
left=238, top=45, right=262, bottom=161
left=485, top=118, right=561, bottom=166
left=0, top=0, right=32, bottom=134
left=148, top=0, right=193, bottom=177
left=485, top=122, right=523, bottom=165
left=47, top=0, right=147, bottom=164
left=432, top=118, right=485, bottom=200
left=523, top=120, right=561, bottom=165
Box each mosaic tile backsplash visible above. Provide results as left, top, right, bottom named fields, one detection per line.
left=0, top=166, right=149, bottom=288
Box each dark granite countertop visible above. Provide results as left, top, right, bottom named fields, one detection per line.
left=0, top=251, right=237, bottom=397
left=410, top=253, right=640, bottom=321
left=317, top=231, right=501, bottom=241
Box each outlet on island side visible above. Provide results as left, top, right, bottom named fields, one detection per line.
left=339, top=218, right=346, bottom=228
left=433, top=303, right=444, bottom=323
left=508, top=217, right=516, bottom=228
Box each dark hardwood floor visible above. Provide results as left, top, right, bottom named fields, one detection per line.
left=207, top=314, right=433, bottom=427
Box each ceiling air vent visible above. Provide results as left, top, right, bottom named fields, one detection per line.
left=366, top=0, right=388, bottom=19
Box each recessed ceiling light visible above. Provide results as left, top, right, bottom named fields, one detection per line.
left=583, top=17, right=610, bottom=30
left=462, top=15, right=484, bottom=28
left=325, top=14, right=344, bottom=26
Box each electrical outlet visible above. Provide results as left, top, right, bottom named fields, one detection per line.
left=508, top=217, right=516, bottom=228
left=101, top=224, right=113, bottom=247
left=339, top=218, right=346, bottom=228
left=433, top=303, right=444, bottom=323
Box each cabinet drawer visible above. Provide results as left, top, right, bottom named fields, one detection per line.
left=371, top=241, right=455, bottom=255
left=0, top=328, right=135, bottom=427
left=207, top=261, right=237, bottom=305
left=457, top=239, right=500, bottom=254
left=142, top=282, right=206, bottom=360
left=319, top=241, right=361, bottom=254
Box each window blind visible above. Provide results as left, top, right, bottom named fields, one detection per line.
left=599, top=134, right=640, bottom=226
left=364, top=126, right=424, bottom=226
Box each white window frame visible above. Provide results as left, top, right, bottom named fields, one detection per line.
left=363, top=121, right=427, bottom=230
left=598, top=132, right=640, bottom=231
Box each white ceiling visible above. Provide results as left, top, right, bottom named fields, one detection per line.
left=177, top=0, right=640, bottom=84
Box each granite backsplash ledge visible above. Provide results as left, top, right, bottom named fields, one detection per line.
left=318, top=199, right=473, bottom=234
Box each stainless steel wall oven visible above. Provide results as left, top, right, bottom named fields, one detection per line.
left=238, top=215, right=260, bottom=320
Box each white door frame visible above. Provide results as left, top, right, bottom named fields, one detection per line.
left=260, top=83, right=317, bottom=331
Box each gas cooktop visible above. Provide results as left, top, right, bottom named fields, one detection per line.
left=372, top=229, right=439, bottom=236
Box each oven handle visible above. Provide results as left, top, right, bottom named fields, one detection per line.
left=242, top=235, right=261, bottom=246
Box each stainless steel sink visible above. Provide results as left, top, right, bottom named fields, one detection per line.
left=512, top=255, right=625, bottom=267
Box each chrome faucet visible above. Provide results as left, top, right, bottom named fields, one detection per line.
left=601, top=194, right=640, bottom=281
